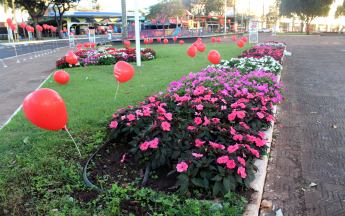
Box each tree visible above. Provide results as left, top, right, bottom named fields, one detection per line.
left=52, top=0, right=79, bottom=39
left=279, top=0, right=334, bottom=35
left=265, top=2, right=280, bottom=27
left=335, top=0, right=345, bottom=33
left=0, top=0, right=52, bottom=40
left=121, top=0, right=128, bottom=41
left=146, top=0, right=185, bottom=29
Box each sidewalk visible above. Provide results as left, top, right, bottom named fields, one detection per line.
left=258, top=35, right=345, bottom=215
left=0, top=46, right=77, bottom=128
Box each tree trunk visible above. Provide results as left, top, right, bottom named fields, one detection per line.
left=58, top=16, right=63, bottom=39
left=306, top=17, right=309, bottom=35
left=33, top=16, right=42, bottom=40
left=121, top=0, right=128, bottom=41
left=301, top=22, right=304, bottom=33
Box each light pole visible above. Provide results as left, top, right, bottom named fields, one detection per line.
left=134, top=0, right=141, bottom=67
left=224, top=0, right=227, bottom=34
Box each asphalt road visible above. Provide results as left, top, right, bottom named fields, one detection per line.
left=0, top=36, right=111, bottom=60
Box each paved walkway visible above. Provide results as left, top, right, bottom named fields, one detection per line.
left=259, top=35, right=345, bottom=215
left=0, top=46, right=78, bottom=128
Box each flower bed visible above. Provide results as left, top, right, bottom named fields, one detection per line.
left=106, top=41, right=287, bottom=197
left=238, top=44, right=284, bottom=63
left=56, top=47, right=157, bottom=69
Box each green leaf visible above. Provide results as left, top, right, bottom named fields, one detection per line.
left=134, top=127, right=140, bottom=135
left=191, top=168, right=199, bottom=177
left=171, top=150, right=180, bottom=158
left=223, top=176, right=231, bottom=192
left=235, top=174, right=243, bottom=184
left=179, top=180, right=190, bottom=195
left=191, top=178, right=205, bottom=188
left=160, top=154, right=166, bottom=165
left=213, top=181, right=222, bottom=196
left=177, top=174, right=188, bottom=181
left=167, top=169, right=176, bottom=176
left=218, top=166, right=225, bottom=173
left=211, top=174, right=223, bottom=182
left=203, top=177, right=209, bottom=189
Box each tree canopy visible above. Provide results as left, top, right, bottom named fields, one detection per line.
left=335, top=0, right=345, bottom=19
left=51, top=0, right=79, bottom=38
left=146, top=0, right=185, bottom=21
left=279, top=0, right=334, bottom=34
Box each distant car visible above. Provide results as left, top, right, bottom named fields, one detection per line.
left=258, top=28, right=271, bottom=33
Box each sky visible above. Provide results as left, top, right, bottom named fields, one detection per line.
left=98, top=0, right=160, bottom=13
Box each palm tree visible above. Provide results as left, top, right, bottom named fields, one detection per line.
left=121, top=0, right=128, bottom=41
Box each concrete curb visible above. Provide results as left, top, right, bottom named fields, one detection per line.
left=243, top=58, right=284, bottom=216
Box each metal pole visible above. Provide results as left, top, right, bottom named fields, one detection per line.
left=241, top=14, right=243, bottom=32
left=134, top=0, right=141, bottom=67
left=224, top=0, right=227, bottom=34
left=11, top=0, right=19, bottom=42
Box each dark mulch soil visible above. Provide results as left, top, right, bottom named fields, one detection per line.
left=74, top=142, right=255, bottom=215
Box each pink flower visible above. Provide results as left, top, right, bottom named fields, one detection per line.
left=233, top=134, right=243, bottom=141
left=161, top=121, right=171, bottom=131
left=143, top=109, right=152, bottom=116
left=157, top=106, right=166, bottom=115
left=239, top=122, right=249, bottom=130
left=212, top=118, right=220, bottom=123
left=195, top=139, right=206, bottom=147
left=127, top=123, right=131, bottom=126
left=249, top=148, right=259, bottom=158
left=113, top=114, right=119, bottom=118
left=266, top=114, right=275, bottom=122
left=236, top=111, right=246, bottom=119
left=120, top=154, right=126, bottom=163
left=258, top=131, right=265, bottom=138
left=109, top=121, right=118, bottom=128
left=209, top=141, right=225, bottom=149
left=127, top=105, right=134, bottom=109
left=237, top=156, right=246, bottom=166
left=157, top=116, right=166, bottom=120
left=228, top=112, right=236, bottom=121
left=255, top=138, right=267, bottom=147
left=227, top=144, right=239, bottom=153
left=237, top=167, right=247, bottom=178
left=176, top=162, right=188, bottom=172
left=187, top=126, right=196, bottom=130
left=257, top=112, right=264, bottom=119
left=127, top=114, right=136, bottom=121
left=149, top=96, right=155, bottom=102
left=230, top=127, right=236, bottom=135
left=226, top=160, right=236, bottom=169
left=121, top=116, right=126, bottom=120
left=135, top=110, right=143, bottom=116
left=194, top=117, right=202, bottom=125
left=165, top=113, right=173, bottom=121
left=203, top=117, right=210, bottom=126
left=140, top=142, right=149, bottom=150
left=221, top=105, right=227, bottom=110
left=196, top=104, right=204, bottom=110
left=217, top=156, right=229, bottom=164
left=149, top=138, right=159, bottom=148
left=192, top=153, right=203, bottom=158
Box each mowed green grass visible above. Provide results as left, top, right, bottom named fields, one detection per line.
left=0, top=43, right=244, bottom=214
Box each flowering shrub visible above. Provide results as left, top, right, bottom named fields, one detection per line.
left=56, top=47, right=157, bottom=69
left=107, top=41, right=286, bottom=196
left=207, top=56, right=282, bottom=75
left=238, top=45, right=284, bottom=63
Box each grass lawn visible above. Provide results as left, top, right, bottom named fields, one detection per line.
left=0, top=43, right=247, bottom=215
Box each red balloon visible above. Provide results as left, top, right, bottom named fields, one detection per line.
left=132, top=23, right=135, bottom=27
left=211, top=37, right=216, bottom=43
left=149, top=38, right=153, bottom=43
left=179, top=40, right=184, bottom=45
left=129, top=35, right=132, bottom=39
left=140, top=35, right=144, bottom=39
left=114, top=61, right=135, bottom=83
left=23, top=89, right=68, bottom=131
left=64, top=29, right=68, bottom=33
left=232, top=36, right=236, bottom=41
left=145, top=35, right=148, bottom=38
left=161, top=20, right=165, bottom=24
left=188, top=34, right=191, bottom=37
left=54, top=70, right=70, bottom=84
left=77, top=43, right=82, bottom=47
left=60, top=30, right=63, bottom=34
left=66, top=52, right=78, bottom=64
left=98, top=27, right=102, bottom=31
left=197, top=43, right=206, bottom=52
left=108, top=25, right=112, bottom=29
left=178, top=34, right=181, bottom=37
left=152, top=19, right=156, bottom=24
left=194, top=34, right=197, bottom=36
left=173, top=36, right=177, bottom=41
left=164, top=39, right=168, bottom=44
left=30, top=27, right=34, bottom=33
left=197, top=38, right=202, bottom=41
left=6, top=18, right=12, bottom=25
left=95, top=30, right=98, bottom=33
left=208, top=50, right=221, bottom=64
left=144, top=39, right=148, bottom=44
left=163, top=35, right=166, bottom=38
left=72, top=31, right=75, bottom=34
left=83, top=42, right=90, bottom=48
left=157, top=37, right=161, bottom=42
left=217, top=37, right=222, bottom=42
left=237, top=40, right=245, bottom=48
left=91, top=42, right=95, bottom=48
left=133, top=36, right=136, bottom=39
left=10, top=24, right=16, bottom=31
left=20, top=22, right=26, bottom=28
left=218, top=15, right=221, bottom=19
left=86, top=28, right=89, bottom=31
left=75, top=35, right=77, bottom=38
left=187, top=45, right=197, bottom=57
left=208, top=15, right=211, bottom=19
left=26, top=26, right=30, bottom=31
left=242, top=36, right=247, bottom=42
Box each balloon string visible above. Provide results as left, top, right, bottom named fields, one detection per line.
left=64, top=126, right=82, bottom=157
left=12, top=40, right=20, bottom=62
left=192, top=57, right=194, bottom=67
left=0, top=59, right=7, bottom=67
left=203, top=52, right=207, bottom=59
left=115, top=81, right=120, bottom=102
